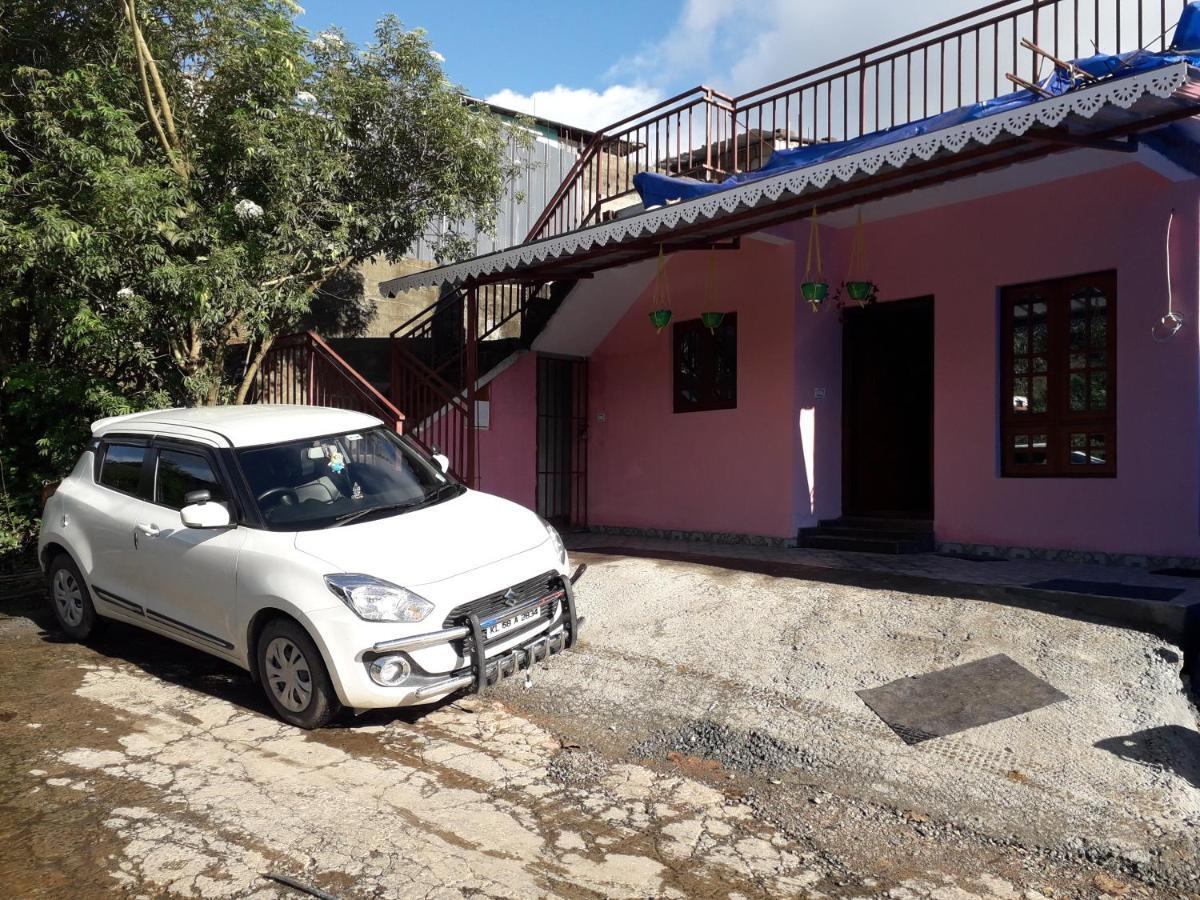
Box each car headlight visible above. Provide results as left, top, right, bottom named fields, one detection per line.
left=324, top=574, right=434, bottom=623
left=540, top=517, right=568, bottom=567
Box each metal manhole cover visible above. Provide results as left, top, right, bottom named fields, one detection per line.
left=857, top=653, right=1068, bottom=745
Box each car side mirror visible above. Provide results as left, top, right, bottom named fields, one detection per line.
left=180, top=490, right=232, bottom=529
left=432, top=453, right=450, bottom=474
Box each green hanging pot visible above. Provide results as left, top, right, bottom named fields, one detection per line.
left=700, top=311, right=726, bottom=332
left=801, top=281, right=829, bottom=303
left=846, top=280, right=876, bottom=302
left=649, top=309, right=673, bottom=332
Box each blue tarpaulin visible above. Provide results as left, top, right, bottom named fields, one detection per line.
left=633, top=3, right=1200, bottom=210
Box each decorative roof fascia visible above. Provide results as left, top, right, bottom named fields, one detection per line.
left=383, top=62, right=1188, bottom=293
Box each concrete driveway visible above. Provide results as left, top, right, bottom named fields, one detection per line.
left=1, top=551, right=1197, bottom=898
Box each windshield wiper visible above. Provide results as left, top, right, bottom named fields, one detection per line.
left=332, top=499, right=425, bottom=527
left=331, top=483, right=462, bottom=527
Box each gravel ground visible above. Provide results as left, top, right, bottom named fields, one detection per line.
left=1, top=551, right=1197, bottom=898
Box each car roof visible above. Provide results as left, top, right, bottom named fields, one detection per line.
left=91, top=405, right=385, bottom=448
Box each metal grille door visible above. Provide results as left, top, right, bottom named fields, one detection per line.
left=536, top=356, right=587, bottom=527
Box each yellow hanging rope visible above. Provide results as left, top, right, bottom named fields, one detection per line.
left=848, top=208, right=866, bottom=281
left=804, top=207, right=823, bottom=282
left=652, top=244, right=671, bottom=309
left=649, top=244, right=673, bottom=333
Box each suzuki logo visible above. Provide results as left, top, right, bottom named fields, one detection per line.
left=502, top=589, right=520, bottom=607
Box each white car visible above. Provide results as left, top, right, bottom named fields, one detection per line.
left=37, top=405, right=584, bottom=729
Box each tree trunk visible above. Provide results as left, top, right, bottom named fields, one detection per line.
left=234, top=335, right=274, bottom=405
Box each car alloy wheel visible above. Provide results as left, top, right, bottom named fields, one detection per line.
left=264, top=636, right=313, bottom=713
left=52, top=568, right=85, bottom=627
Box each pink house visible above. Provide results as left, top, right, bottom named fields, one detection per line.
left=377, top=0, right=1200, bottom=564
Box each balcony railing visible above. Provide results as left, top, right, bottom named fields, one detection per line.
left=526, top=0, right=1186, bottom=242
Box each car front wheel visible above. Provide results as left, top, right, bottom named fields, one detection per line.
left=48, top=554, right=99, bottom=641
left=256, top=618, right=342, bottom=729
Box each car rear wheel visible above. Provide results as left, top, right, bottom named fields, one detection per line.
left=48, top=554, right=99, bottom=640
left=256, top=618, right=342, bottom=729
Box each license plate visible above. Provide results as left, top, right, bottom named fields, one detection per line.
left=485, top=606, right=542, bottom=638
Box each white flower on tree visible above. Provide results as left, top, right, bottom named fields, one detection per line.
left=234, top=199, right=264, bottom=222
left=116, top=287, right=135, bottom=299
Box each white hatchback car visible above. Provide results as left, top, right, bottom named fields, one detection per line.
left=38, top=405, right=584, bottom=728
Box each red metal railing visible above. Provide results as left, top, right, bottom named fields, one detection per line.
left=526, top=86, right=736, bottom=241
left=252, top=331, right=405, bottom=433
left=527, top=0, right=1184, bottom=242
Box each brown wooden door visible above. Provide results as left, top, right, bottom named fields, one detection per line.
left=841, top=297, right=934, bottom=519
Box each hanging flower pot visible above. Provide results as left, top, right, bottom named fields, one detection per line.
left=838, top=210, right=879, bottom=308
left=700, top=311, right=726, bottom=333
left=801, top=281, right=829, bottom=304
left=845, top=280, right=876, bottom=302
left=802, top=208, right=828, bottom=312
left=649, top=244, right=673, bottom=334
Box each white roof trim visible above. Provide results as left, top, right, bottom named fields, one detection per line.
left=382, top=62, right=1189, bottom=294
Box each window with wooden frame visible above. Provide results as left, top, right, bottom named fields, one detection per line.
left=1000, top=271, right=1116, bottom=477
left=673, top=314, right=737, bottom=413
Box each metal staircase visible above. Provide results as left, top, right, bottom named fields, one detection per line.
left=387, top=280, right=574, bottom=485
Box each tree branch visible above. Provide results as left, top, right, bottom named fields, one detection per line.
left=123, top=0, right=187, bottom=180
left=233, top=335, right=275, bottom=405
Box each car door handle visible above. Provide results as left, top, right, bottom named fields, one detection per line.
left=135, top=523, right=160, bottom=537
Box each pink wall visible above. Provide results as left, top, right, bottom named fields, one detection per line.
left=586, top=238, right=798, bottom=538
left=477, top=160, right=1200, bottom=558
left=476, top=352, right=537, bottom=510
left=807, top=163, right=1200, bottom=557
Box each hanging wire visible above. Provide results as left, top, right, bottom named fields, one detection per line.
left=1153, top=208, right=1185, bottom=342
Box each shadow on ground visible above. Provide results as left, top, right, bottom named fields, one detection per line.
left=3, top=593, right=447, bottom=730
left=1094, top=726, right=1200, bottom=789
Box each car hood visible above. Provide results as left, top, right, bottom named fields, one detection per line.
left=292, top=489, right=550, bottom=588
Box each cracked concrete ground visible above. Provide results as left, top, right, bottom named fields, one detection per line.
left=1, top=551, right=1198, bottom=898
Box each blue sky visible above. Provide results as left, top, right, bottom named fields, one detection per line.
left=296, top=0, right=989, bottom=130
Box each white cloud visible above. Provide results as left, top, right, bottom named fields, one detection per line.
left=611, top=0, right=987, bottom=96
left=484, top=84, right=662, bottom=131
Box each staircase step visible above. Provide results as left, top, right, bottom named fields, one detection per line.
left=818, top=516, right=933, bottom=533
left=799, top=525, right=933, bottom=542
left=797, top=533, right=935, bottom=554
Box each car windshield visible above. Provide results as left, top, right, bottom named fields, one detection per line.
left=236, top=426, right=461, bottom=530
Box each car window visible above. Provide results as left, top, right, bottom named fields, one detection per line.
left=98, top=444, right=146, bottom=495
left=237, top=427, right=457, bottom=530
left=155, top=448, right=225, bottom=510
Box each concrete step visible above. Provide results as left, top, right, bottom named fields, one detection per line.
left=797, top=533, right=936, bottom=554
left=799, top=525, right=935, bottom=542
left=818, top=516, right=933, bottom=533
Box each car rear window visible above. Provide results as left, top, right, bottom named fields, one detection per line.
left=155, top=449, right=224, bottom=510
left=99, top=444, right=146, bottom=495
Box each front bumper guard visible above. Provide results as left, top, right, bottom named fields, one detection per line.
left=379, top=564, right=588, bottom=702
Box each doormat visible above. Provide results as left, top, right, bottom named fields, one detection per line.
left=856, top=654, right=1068, bottom=745
left=1151, top=568, right=1200, bottom=579
left=1025, top=578, right=1183, bottom=603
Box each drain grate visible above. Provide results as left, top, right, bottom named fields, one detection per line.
left=857, top=654, right=1068, bottom=745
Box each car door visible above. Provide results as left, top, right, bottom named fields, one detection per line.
left=72, top=437, right=156, bottom=618
left=131, top=439, right=247, bottom=656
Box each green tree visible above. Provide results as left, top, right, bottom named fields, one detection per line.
left=0, top=0, right=517, bottom=552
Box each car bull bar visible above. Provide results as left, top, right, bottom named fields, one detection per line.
left=372, top=564, right=587, bottom=700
